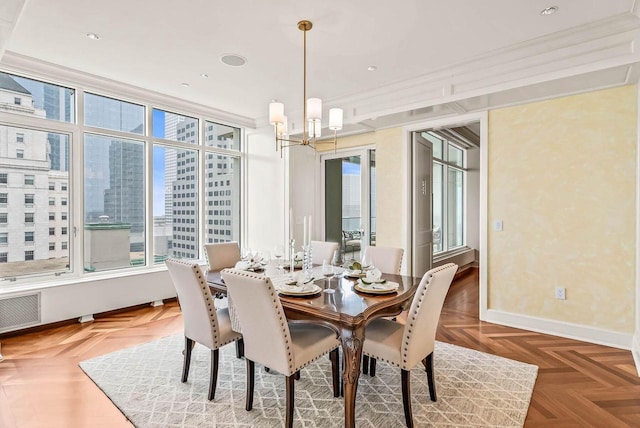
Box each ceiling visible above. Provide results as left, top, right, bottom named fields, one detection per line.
left=1, top=0, right=639, bottom=132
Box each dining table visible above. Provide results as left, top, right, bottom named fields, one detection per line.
left=206, top=265, right=420, bottom=428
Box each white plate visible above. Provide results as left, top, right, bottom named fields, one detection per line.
left=277, top=283, right=321, bottom=296
left=344, top=269, right=364, bottom=278
left=354, top=280, right=399, bottom=295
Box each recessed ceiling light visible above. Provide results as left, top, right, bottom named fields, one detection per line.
left=367, top=65, right=377, bottom=72
left=200, top=73, right=209, bottom=78
left=180, top=82, right=190, bottom=87
left=86, top=32, right=100, bottom=40
left=220, top=54, right=247, bottom=67
left=540, top=6, right=558, bottom=16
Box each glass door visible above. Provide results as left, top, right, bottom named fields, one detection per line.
left=321, top=148, right=374, bottom=263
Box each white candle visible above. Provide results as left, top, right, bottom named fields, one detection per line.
left=308, top=215, right=312, bottom=244
left=289, top=207, right=293, bottom=240
left=303, top=216, right=308, bottom=247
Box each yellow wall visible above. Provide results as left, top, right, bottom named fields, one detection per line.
left=488, top=85, right=637, bottom=333
left=318, top=128, right=405, bottom=249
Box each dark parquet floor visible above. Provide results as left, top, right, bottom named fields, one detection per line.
left=0, top=268, right=638, bottom=427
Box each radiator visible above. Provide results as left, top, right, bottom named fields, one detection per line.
left=0, top=292, right=41, bottom=333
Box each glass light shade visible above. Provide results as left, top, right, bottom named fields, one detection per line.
left=269, top=102, right=284, bottom=125
left=306, top=98, right=322, bottom=122
left=276, top=116, right=288, bottom=136
left=329, top=108, right=343, bottom=130
left=308, top=120, right=321, bottom=138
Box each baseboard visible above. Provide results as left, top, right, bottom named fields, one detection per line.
left=485, top=309, right=633, bottom=350
left=632, top=331, right=640, bottom=376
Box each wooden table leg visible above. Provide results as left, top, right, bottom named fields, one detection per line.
left=341, top=326, right=364, bottom=428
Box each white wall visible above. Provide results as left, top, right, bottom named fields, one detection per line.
left=290, top=145, right=317, bottom=252
left=466, top=147, right=480, bottom=252
left=245, top=130, right=287, bottom=253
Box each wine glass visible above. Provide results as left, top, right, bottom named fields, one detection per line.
left=361, top=252, right=372, bottom=270
left=331, top=250, right=342, bottom=277
left=322, top=259, right=335, bottom=294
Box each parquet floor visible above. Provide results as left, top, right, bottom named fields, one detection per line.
left=0, top=269, right=638, bottom=427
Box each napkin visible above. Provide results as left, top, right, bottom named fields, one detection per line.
left=364, top=268, right=384, bottom=283
left=287, top=271, right=314, bottom=286
left=234, top=261, right=251, bottom=271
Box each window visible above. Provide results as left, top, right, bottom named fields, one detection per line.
left=205, top=121, right=240, bottom=150
left=0, top=252, right=7, bottom=263
left=61, top=183, right=67, bottom=191
left=0, top=213, right=6, bottom=224
left=0, top=193, right=7, bottom=204
left=84, top=93, right=144, bottom=134
left=61, top=198, right=67, bottom=206
left=16, top=149, right=24, bottom=159
left=152, top=109, right=199, bottom=144
left=16, top=133, right=24, bottom=143
left=424, top=131, right=466, bottom=254
left=0, top=173, right=6, bottom=184
left=24, top=250, right=34, bottom=261
left=0, top=124, right=70, bottom=278
left=61, top=227, right=68, bottom=235
left=84, top=134, right=145, bottom=270
left=0, top=233, right=7, bottom=244
left=6, top=73, right=75, bottom=123
left=61, top=242, right=68, bottom=250
left=49, top=242, right=55, bottom=250
left=61, top=212, right=67, bottom=220
left=49, top=227, right=55, bottom=236
left=204, top=152, right=240, bottom=246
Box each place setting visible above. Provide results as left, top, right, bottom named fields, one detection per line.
left=353, top=267, right=399, bottom=295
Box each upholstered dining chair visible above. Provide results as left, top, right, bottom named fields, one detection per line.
left=311, top=240, right=340, bottom=265
left=220, top=269, right=341, bottom=428
left=363, top=245, right=404, bottom=274
left=165, top=258, right=243, bottom=401
left=204, top=241, right=241, bottom=271
left=362, top=263, right=458, bottom=428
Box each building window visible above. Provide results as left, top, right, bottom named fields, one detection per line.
left=16, top=133, right=24, bottom=143
left=24, top=175, right=35, bottom=185
left=6, top=73, right=75, bottom=123
left=16, top=149, right=24, bottom=159
left=49, top=197, right=55, bottom=206
left=49, top=212, right=55, bottom=220
left=0, top=173, right=6, bottom=184
left=49, top=242, right=55, bottom=250
left=49, top=227, right=55, bottom=236
left=0, top=193, right=7, bottom=204
left=61, top=242, right=68, bottom=250
left=84, top=93, right=144, bottom=135
left=0, top=252, right=7, bottom=262
left=0, top=213, right=6, bottom=224
left=14, top=97, right=21, bottom=105
left=424, top=131, right=466, bottom=254
left=61, top=183, right=67, bottom=191
left=61, top=198, right=67, bottom=206
left=25, top=194, right=34, bottom=205
left=61, top=227, right=67, bottom=235
left=0, top=233, right=7, bottom=244
left=25, top=231, right=34, bottom=242
left=25, top=250, right=34, bottom=261
left=61, top=212, right=67, bottom=220
left=49, top=182, right=55, bottom=190
left=25, top=213, right=34, bottom=223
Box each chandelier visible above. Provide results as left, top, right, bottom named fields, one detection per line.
left=269, top=20, right=343, bottom=154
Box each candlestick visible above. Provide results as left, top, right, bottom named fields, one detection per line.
left=303, top=216, right=308, bottom=247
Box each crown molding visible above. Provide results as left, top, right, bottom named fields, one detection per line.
left=0, top=51, right=257, bottom=129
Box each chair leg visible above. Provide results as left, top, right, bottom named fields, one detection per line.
left=285, top=373, right=296, bottom=428
left=363, top=355, right=369, bottom=374
left=246, top=359, right=255, bottom=411
left=330, top=348, right=340, bottom=397
left=401, top=369, right=414, bottom=428
left=181, top=337, right=194, bottom=382
left=424, top=352, right=437, bottom=402
left=294, top=371, right=300, bottom=380
left=264, top=366, right=271, bottom=373
left=236, top=338, right=244, bottom=359
left=208, top=349, right=219, bottom=400
left=370, top=357, right=377, bottom=376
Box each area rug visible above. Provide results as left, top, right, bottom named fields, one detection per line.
left=79, top=334, right=538, bottom=427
